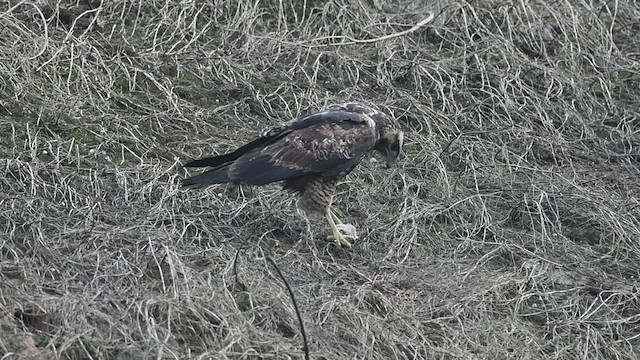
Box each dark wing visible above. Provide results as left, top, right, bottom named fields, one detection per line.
left=228, top=120, right=376, bottom=184
left=182, top=110, right=377, bottom=187
left=183, top=109, right=370, bottom=169
left=183, top=136, right=275, bottom=169
left=262, top=109, right=370, bottom=136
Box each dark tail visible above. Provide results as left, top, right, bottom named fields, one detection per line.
left=182, top=134, right=283, bottom=188
left=181, top=166, right=234, bottom=188
left=183, top=153, right=239, bottom=168
left=184, top=136, right=278, bottom=168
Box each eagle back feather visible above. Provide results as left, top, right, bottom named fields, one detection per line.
left=229, top=119, right=376, bottom=184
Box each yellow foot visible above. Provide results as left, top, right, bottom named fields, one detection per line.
left=326, top=233, right=357, bottom=248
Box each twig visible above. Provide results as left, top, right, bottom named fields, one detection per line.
left=265, top=257, right=310, bottom=360
left=232, top=251, right=310, bottom=360
left=305, top=12, right=434, bottom=47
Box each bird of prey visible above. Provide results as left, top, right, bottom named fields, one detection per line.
left=182, top=102, right=403, bottom=247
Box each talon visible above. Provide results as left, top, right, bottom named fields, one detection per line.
left=326, top=233, right=356, bottom=248
left=325, top=210, right=357, bottom=248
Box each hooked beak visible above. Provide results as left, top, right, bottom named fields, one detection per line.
left=385, top=146, right=400, bottom=168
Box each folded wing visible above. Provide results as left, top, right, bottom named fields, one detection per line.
left=182, top=110, right=377, bottom=187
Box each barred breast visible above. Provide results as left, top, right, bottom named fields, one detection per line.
left=296, top=177, right=338, bottom=216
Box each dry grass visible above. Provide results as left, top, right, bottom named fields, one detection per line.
left=1, top=0, right=639, bottom=359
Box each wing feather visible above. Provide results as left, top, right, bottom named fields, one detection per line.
left=228, top=121, right=376, bottom=185
left=263, top=109, right=374, bottom=136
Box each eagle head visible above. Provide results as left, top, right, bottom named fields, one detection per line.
left=329, top=102, right=404, bottom=168
left=371, top=112, right=404, bottom=168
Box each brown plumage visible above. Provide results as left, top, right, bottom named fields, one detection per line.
left=182, top=102, right=403, bottom=247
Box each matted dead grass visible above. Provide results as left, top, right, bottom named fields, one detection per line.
left=1, top=0, right=639, bottom=359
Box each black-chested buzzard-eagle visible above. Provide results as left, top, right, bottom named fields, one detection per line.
left=182, top=102, right=403, bottom=247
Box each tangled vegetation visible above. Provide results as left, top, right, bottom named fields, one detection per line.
left=1, top=0, right=639, bottom=358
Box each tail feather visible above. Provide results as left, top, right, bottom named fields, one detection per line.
left=181, top=167, right=234, bottom=188
left=184, top=136, right=279, bottom=168
left=183, top=153, right=237, bottom=168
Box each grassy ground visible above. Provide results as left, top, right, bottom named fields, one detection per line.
left=1, top=0, right=639, bottom=359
